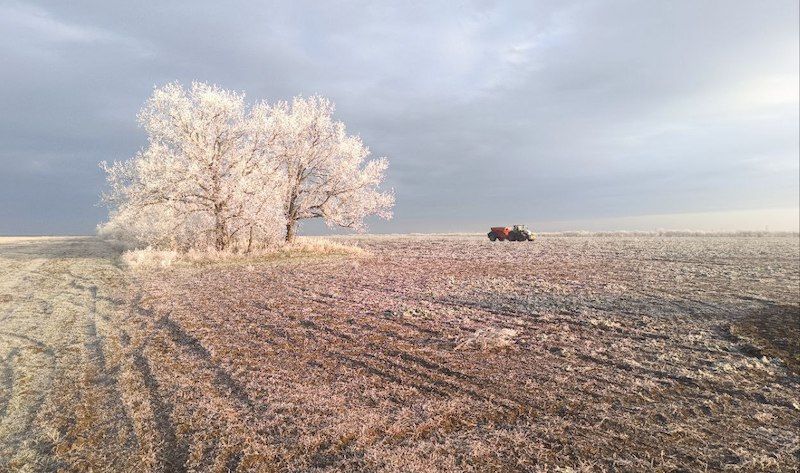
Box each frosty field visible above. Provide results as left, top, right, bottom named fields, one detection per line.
left=0, top=235, right=798, bottom=472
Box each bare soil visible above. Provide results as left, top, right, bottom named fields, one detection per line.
left=1, top=235, right=798, bottom=472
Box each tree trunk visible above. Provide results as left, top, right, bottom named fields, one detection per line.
left=285, top=219, right=297, bottom=243
left=246, top=226, right=254, bottom=253
left=285, top=189, right=298, bottom=243
left=213, top=205, right=226, bottom=251
left=214, top=225, right=226, bottom=251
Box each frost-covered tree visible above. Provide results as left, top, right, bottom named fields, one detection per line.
left=100, top=82, right=284, bottom=251
left=262, top=96, right=394, bottom=242
left=101, top=84, right=392, bottom=249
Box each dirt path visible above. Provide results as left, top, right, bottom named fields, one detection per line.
left=0, top=237, right=142, bottom=471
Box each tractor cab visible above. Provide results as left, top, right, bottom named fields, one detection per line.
left=512, top=225, right=534, bottom=240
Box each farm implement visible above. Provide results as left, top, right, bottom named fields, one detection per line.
left=488, top=225, right=535, bottom=242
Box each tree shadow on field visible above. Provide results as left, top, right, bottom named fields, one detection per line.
left=729, top=304, right=800, bottom=376
left=0, top=237, right=121, bottom=261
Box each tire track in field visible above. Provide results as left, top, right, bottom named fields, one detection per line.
left=285, top=276, right=709, bottom=420
left=0, top=238, right=144, bottom=471
left=0, top=258, right=60, bottom=467
left=138, top=278, right=536, bottom=462
left=112, top=292, right=189, bottom=473
left=284, top=288, right=529, bottom=411
left=132, top=297, right=261, bottom=414
left=130, top=347, right=188, bottom=472
left=0, top=348, right=19, bottom=419
left=116, top=294, right=277, bottom=471
left=155, top=313, right=256, bottom=411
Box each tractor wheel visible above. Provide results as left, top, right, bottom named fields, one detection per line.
left=488, top=233, right=497, bottom=241
left=508, top=234, right=518, bottom=241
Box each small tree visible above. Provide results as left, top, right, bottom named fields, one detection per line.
left=101, top=82, right=284, bottom=251
left=263, top=96, right=394, bottom=242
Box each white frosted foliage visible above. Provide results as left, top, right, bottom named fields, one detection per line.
left=261, top=95, right=394, bottom=241
left=100, top=83, right=393, bottom=250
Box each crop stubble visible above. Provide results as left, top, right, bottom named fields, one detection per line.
left=0, top=235, right=798, bottom=471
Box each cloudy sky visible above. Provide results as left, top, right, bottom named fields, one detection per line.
left=1, top=0, right=798, bottom=235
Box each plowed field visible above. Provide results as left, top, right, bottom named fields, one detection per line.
left=1, top=235, right=798, bottom=472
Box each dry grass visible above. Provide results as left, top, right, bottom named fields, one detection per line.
left=1, top=235, right=798, bottom=472
left=120, top=237, right=367, bottom=269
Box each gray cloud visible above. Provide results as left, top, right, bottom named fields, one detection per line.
left=1, top=0, right=797, bottom=234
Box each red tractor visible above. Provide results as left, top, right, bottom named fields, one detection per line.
left=488, top=225, right=535, bottom=242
